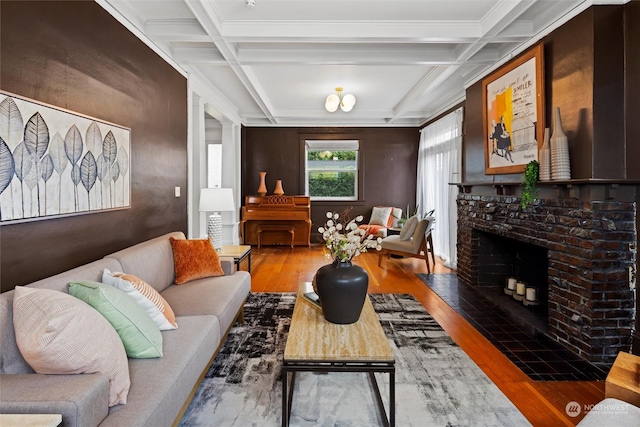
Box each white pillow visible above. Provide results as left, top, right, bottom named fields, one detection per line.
left=12, top=286, right=130, bottom=406
left=102, top=269, right=178, bottom=330
left=399, top=215, right=419, bottom=240
left=369, top=206, right=393, bottom=226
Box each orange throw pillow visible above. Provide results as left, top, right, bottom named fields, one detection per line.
left=169, top=237, right=225, bottom=285
left=358, top=224, right=384, bottom=236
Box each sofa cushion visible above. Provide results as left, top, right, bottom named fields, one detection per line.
left=102, top=269, right=178, bottom=330
left=380, top=235, right=414, bottom=253
left=399, top=215, right=419, bottom=240
left=0, top=258, right=122, bottom=376
left=99, top=315, right=221, bottom=427
left=12, top=286, right=130, bottom=407
left=358, top=224, right=385, bottom=237
left=369, top=206, right=392, bottom=226
left=104, top=232, right=185, bottom=293
left=389, top=207, right=402, bottom=227
left=169, top=237, right=224, bottom=285
left=69, top=281, right=163, bottom=359
left=0, top=373, right=109, bottom=427
left=161, top=271, right=251, bottom=338
left=576, top=398, right=640, bottom=427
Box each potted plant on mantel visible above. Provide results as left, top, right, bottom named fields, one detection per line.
left=520, top=160, right=539, bottom=209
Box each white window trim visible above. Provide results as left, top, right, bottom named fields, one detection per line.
left=305, top=139, right=359, bottom=201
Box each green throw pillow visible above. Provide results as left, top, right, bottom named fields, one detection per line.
left=69, top=280, right=163, bottom=358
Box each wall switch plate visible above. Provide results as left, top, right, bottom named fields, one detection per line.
left=174, top=186, right=180, bottom=197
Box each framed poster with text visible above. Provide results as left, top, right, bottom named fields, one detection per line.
left=483, top=43, right=545, bottom=175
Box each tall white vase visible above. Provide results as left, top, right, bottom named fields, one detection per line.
left=550, top=107, right=571, bottom=180
left=539, top=127, right=551, bottom=181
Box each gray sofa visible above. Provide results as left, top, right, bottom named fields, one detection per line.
left=0, top=231, right=251, bottom=427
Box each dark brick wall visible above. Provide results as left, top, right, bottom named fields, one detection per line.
left=458, top=194, right=636, bottom=366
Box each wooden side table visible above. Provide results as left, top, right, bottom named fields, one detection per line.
left=218, top=245, right=251, bottom=272
left=606, top=351, right=640, bottom=407
left=0, top=414, right=62, bottom=427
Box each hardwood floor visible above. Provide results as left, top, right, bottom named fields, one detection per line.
left=248, top=244, right=605, bottom=426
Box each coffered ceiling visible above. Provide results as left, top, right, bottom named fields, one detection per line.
left=99, top=0, right=610, bottom=127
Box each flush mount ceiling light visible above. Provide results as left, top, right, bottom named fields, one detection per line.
left=246, top=0, right=255, bottom=8
left=325, top=87, right=356, bottom=112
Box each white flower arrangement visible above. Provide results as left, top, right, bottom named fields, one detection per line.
left=317, top=210, right=383, bottom=263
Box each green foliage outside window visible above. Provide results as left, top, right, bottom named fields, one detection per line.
left=307, top=151, right=356, bottom=161
left=309, top=172, right=355, bottom=197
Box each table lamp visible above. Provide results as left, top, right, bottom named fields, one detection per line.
left=199, top=188, right=235, bottom=250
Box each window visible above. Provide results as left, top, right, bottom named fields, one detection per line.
left=305, top=140, right=359, bottom=201
left=207, top=144, right=222, bottom=188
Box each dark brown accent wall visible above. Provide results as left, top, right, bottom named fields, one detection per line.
left=242, top=127, right=419, bottom=240
left=1, top=1, right=188, bottom=292
left=626, top=1, right=640, bottom=180
left=626, top=1, right=640, bottom=355
left=464, top=5, right=634, bottom=183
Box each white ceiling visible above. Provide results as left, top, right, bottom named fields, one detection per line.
left=100, top=0, right=613, bottom=127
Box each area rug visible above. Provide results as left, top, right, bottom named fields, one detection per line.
left=179, top=293, right=530, bottom=427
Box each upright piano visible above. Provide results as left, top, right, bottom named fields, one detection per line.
left=240, top=195, right=311, bottom=247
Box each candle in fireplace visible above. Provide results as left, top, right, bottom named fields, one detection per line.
left=526, top=287, right=537, bottom=301
left=516, top=282, right=526, bottom=296
left=507, top=277, right=517, bottom=290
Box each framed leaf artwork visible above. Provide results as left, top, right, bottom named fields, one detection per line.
left=0, top=91, right=131, bottom=222
left=483, top=43, right=545, bottom=175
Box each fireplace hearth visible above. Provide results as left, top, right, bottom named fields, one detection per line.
left=457, top=190, right=637, bottom=367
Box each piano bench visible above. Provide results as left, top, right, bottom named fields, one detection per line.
left=257, top=224, right=295, bottom=249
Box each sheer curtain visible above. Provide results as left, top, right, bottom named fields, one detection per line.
left=416, top=108, right=463, bottom=269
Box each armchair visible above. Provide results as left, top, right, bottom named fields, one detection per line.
left=377, top=216, right=435, bottom=273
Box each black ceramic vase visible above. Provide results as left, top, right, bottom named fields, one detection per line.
left=315, top=260, right=368, bottom=324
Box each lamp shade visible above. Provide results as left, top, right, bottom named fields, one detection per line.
left=341, top=93, right=356, bottom=112
left=199, top=188, right=235, bottom=212
left=325, top=94, right=340, bottom=112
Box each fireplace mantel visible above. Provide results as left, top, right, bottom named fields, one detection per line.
left=451, top=180, right=640, bottom=201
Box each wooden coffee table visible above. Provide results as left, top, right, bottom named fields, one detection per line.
left=282, top=283, right=395, bottom=426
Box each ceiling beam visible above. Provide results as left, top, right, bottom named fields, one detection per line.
left=145, top=19, right=210, bottom=42
left=184, top=0, right=278, bottom=124
left=221, top=20, right=482, bottom=40
left=389, top=0, right=538, bottom=123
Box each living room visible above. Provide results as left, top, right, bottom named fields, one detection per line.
left=1, top=0, right=639, bottom=426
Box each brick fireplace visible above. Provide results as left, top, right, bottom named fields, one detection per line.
left=457, top=187, right=637, bottom=367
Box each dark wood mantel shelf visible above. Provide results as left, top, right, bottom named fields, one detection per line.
left=450, top=180, right=640, bottom=201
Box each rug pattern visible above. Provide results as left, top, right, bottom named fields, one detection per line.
left=179, top=293, right=530, bottom=427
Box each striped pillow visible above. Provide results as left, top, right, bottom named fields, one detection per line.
left=102, top=269, right=178, bottom=330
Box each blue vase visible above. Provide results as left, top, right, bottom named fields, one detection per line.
left=315, top=260, right=368, bottom=324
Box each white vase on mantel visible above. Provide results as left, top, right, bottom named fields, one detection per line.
left=539, top=127, right=551, bottom=181
left=550, top=107, right=571, bottom=181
